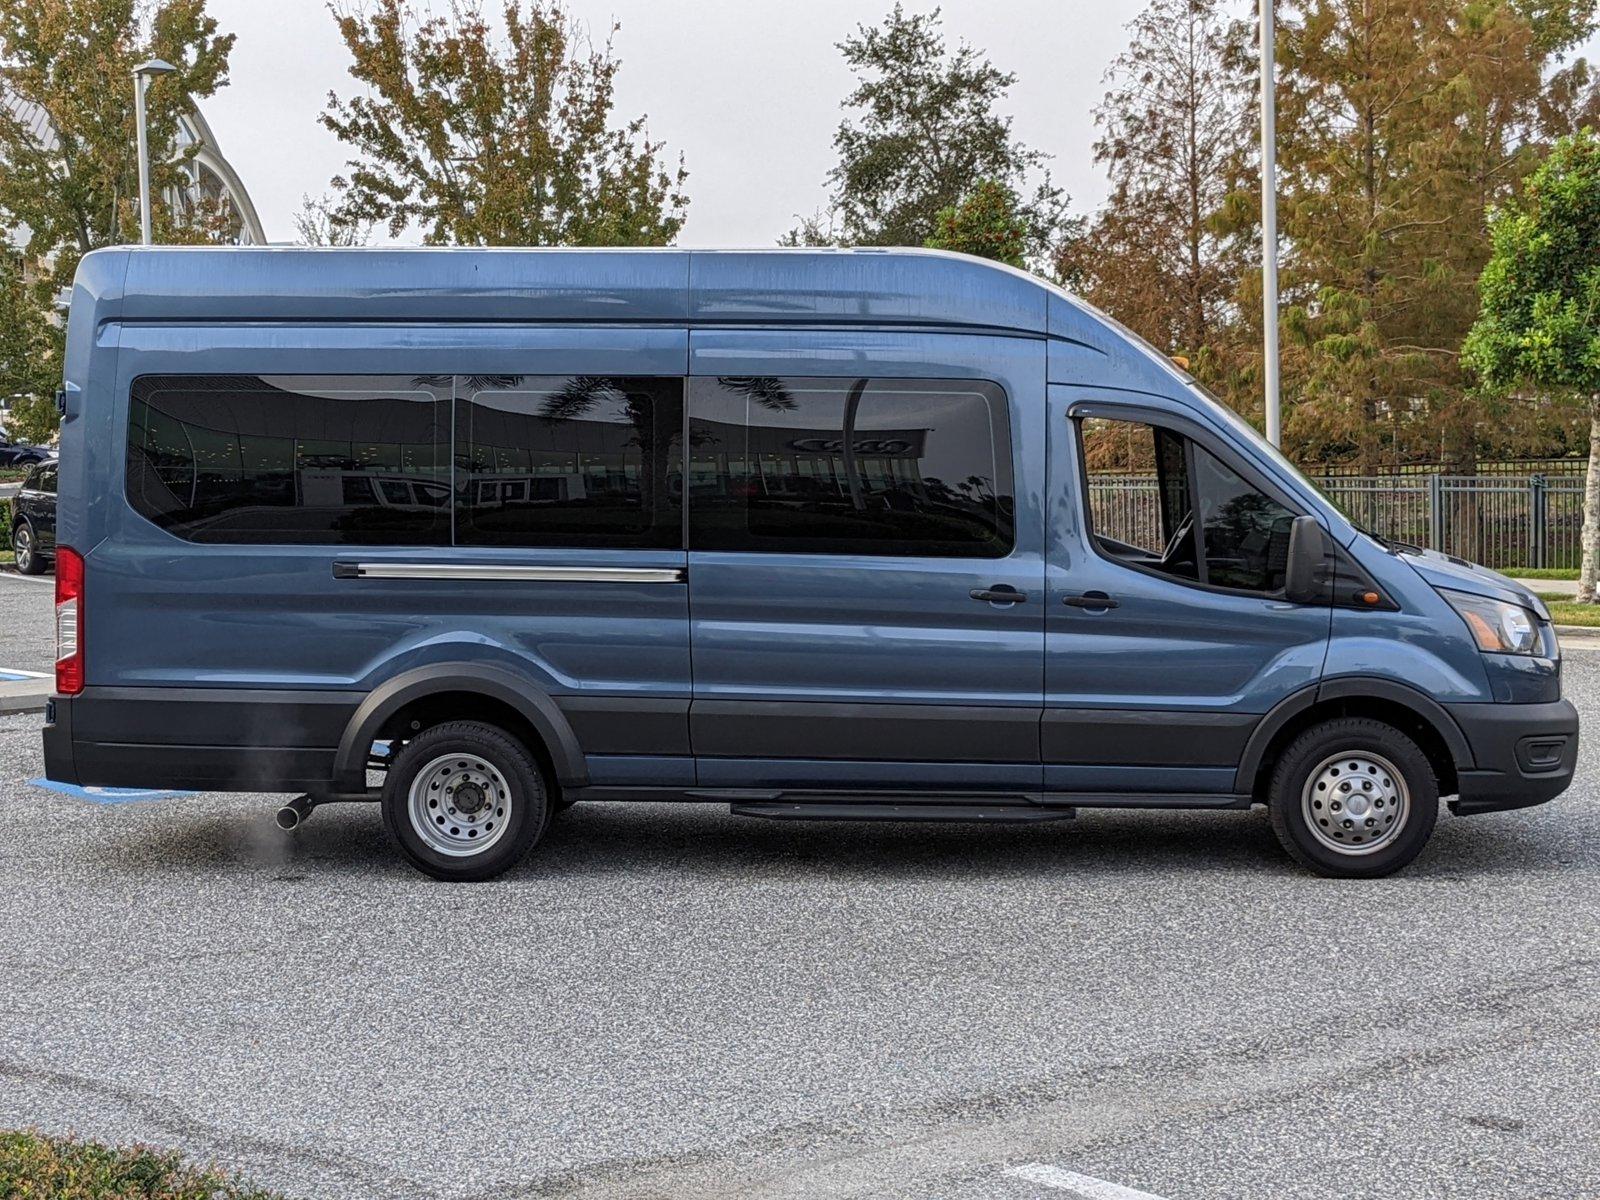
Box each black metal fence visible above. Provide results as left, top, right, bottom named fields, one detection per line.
left=1087, top=473, right=1587, bottom=571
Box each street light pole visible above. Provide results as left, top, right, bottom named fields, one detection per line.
left=133, top=59, right=176, bottom=246
left=1260, top=0, right=1281, bottom=447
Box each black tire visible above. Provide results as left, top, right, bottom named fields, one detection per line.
left=12, top=520, right=44, bottom=575
left=381, top=720, right=549, bottom=881
left=1267, top=717, right=1438, bottom=879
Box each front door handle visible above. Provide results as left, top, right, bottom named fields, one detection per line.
left=970, top=585, right=1028, bottom=605
left=1063, top=591, right=1119, bottom=610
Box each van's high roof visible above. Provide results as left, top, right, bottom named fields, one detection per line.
left=72, top=245, right=1121, bottom=344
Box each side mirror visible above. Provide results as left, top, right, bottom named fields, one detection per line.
left=1284, top=515, right=1325, bottom=604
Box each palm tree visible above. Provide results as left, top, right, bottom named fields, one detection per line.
left=537, top=376, right=674, bottom=527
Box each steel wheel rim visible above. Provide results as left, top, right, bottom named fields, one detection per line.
left=12, top=525, right=29, bottom=571
left=407, top=752, right=512, bottom=857
left=1301, top=750, right=1409, bottom=856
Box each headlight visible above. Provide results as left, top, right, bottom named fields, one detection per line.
left=1442, top=590, right=1541, bottom=655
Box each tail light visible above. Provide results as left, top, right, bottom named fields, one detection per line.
left=55, top=546, right=84, bottom=695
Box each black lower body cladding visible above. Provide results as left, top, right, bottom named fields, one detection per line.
left=41, top=685, right=1582, bottom=824
left=43, top=687, right=362, bottom=792
left=1446, top=698, right=1580, bottom=815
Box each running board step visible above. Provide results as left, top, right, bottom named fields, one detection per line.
left=730, top=802, right=1077, bottom=823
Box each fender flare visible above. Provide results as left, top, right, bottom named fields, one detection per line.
left=1233, top=676, right=1474, bottom=794
left=332, top=663, right=588, bottom=791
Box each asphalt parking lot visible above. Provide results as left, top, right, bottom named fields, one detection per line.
left=0, top=570, right=52, bottom=675
left=2, top=571, right=1599, bottom=1199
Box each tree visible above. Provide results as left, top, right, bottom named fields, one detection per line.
left=293, top=192, right=372, bottom=246
left=1060, top=0, right=1255, bottom=403
left=0, top=252, right=56, bottom=443
left=1262, top=0, right=1596, bottom=474
left=321, top=0, right=688, bottom=246
left=0, top=0, right=235, bottom=440
left=793, top=4, right=1075, bottom=268
left=0, top=0, right=236, bottom=282
left=1465, top=131, right=1600, bottom=598
left=924, top=178, right=1028, bottom=267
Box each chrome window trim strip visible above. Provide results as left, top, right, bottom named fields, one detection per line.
left=343, top=563, right=685, bottom=584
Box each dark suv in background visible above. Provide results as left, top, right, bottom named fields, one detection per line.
left=10, top=457, right=56, bottom=574
left=0, top=434, right=52, bottom=467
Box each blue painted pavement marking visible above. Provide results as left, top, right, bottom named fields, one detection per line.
left=0, top=669, right=48, bottom=682
left=28, top=779, right=195, bottom=804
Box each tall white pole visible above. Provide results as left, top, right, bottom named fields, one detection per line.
left=135, top=72, right=153, bottom=245
left=1260, top=0, right=1281, bottom=447
left=133, top=60, right=175, bottom=246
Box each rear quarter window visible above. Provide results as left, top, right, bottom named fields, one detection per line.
left=126, top=374, right=451, bottom=545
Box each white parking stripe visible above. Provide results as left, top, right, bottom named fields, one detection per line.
left=0, top=571, right=53, bottom=585
left=1004, top=1164, right=1171, bottom=1199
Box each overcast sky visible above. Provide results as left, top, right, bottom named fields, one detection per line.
left=200, top=0, right=1599, bottom=246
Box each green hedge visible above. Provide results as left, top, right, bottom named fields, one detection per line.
left=0, top=1130, right=286, bottom=1199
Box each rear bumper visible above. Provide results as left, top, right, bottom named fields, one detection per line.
left=43, top=686, right=361, bottom=792
left=1445, top=698, right=1580, bottom=816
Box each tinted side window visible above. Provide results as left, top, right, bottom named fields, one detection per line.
left=37, top=464, right=57, bottom=495
left=1080, top=415, right=1295, bottom=594
left=127, top=375, right=449, bottom=545
left=455, top=376, right=683, bottom=549
left=1081, top=417, right=1193, bottom=576
left=688, top=377, right=1013, bottom=557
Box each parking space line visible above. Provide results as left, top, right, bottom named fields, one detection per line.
left=0, top=668, right=49, bottom=681
left=27, top=778, right=195, bottom=804
left=1003, top=1164, right=1170, bottom=1199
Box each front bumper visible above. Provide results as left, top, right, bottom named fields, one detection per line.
left=1445, top=698, right=1580, bottom=815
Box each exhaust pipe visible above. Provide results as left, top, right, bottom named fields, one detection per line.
left=275, top=795, right=315, bottom=832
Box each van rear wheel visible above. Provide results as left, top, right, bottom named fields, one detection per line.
left=1267, top=717, right=1438, bottom=878
left=382, top=720, right=549, bottom=881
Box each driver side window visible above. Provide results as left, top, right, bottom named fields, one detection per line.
left=1079, top=415, right=1297, bottom=594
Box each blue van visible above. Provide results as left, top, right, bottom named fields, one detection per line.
left=41, top=246, right=1577, bottom=880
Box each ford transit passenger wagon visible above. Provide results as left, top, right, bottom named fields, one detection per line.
left=41, top=247, right=1578, bottom=880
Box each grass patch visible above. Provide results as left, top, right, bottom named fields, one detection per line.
left=0, top=1130, right=286, bottom=1199
left=0, top=551, right=12, bottom=567
left=1506, top=567, right=1579, bottom=580
left=1546, top=601, right=1600, bottom=628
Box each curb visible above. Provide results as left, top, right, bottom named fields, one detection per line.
left=0, top=673, right=51, bottom=716
left=1555, top=624, right=1600, bottom=643
left=0, top=690, right=49, bottom=716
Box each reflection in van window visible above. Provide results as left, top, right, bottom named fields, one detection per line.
left=127, top=375, right=450, bottom=544
left=455, top=376, right=684, bottom=549
left=687, top=377, right=1013, bottom=557
left=1081, top=416, right=1295, bottom=593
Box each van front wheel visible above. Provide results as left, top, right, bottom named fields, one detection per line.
left=382, top=720, right=549, bottom=881
left=1267, top=717, right=1438, bottom=878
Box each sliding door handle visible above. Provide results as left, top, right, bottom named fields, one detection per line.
left=1063, top=592, right=1119, bottom=610
left=970, top=585, right=1028, bottom=605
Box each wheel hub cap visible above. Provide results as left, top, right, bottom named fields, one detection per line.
left=454, top=782, right=488, bottom=815
left=407, top=754, right=512, bottom=857
left=1301, top=751, right=1409, bottom=857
